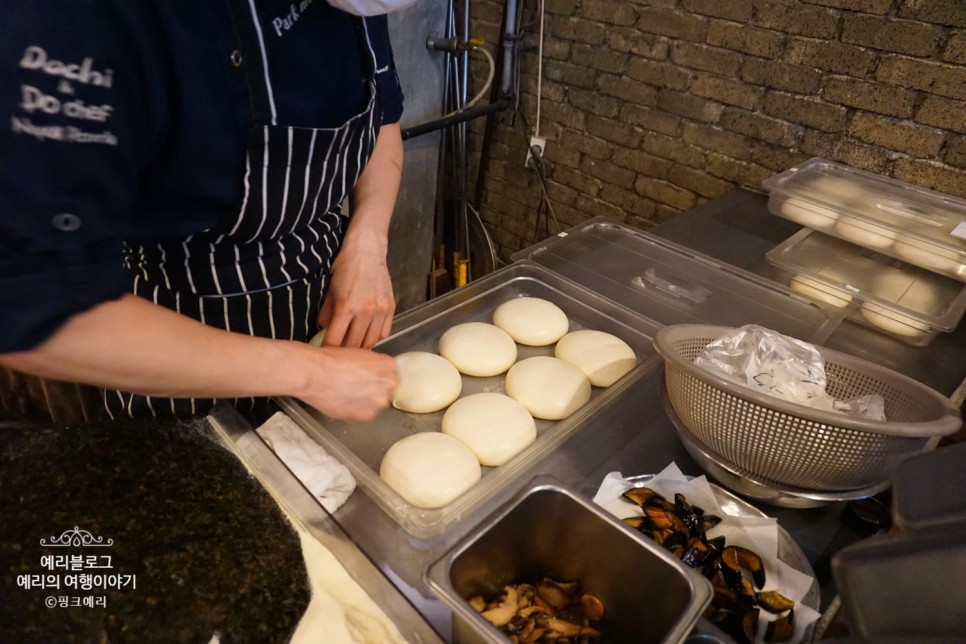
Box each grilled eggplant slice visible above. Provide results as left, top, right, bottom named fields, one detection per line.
left=757, top=590, right=795, bottom=613
left=764, top=609, right=794, bottom=642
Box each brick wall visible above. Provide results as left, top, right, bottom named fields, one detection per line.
left=463, top=0, right=966, bottom=262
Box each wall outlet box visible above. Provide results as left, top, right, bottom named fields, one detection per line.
left=525, top=136, right=546, bottom=169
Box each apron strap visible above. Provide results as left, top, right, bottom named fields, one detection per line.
left=226, top=0, right=278, bottom=126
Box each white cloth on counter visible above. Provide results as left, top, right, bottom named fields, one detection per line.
left=255, top=412, right=356, bottom=514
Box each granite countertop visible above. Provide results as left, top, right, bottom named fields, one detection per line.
left=0, top=417, right=310, bottom=642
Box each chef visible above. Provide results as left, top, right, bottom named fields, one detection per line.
left=0, top=1, right=415, bottom=421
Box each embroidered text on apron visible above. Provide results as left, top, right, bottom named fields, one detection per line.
left=107, top=2, right=382, bottom=418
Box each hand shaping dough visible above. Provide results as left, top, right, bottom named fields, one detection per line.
left=442, top=393, right=537, bottom=466
left=438, top=322, right=517, bottom=377
left=505, top=356, right=591, bottom=420
left=379, top=433, right=482, bottom=508
left=492, top=297, right=569, bottom=346
left=779, top=197, right=840, bottom=229
left=789, top=275, right=853, bottom=309
left=554, top=330, right=637, bottom=387
left=391, top=352, right=462, bottom=414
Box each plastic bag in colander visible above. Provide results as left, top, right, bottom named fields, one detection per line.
left=693, top=324, right=886, bottom=420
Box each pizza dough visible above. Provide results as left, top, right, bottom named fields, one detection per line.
left=789, top=275, right=853, bottom=309
left=808, top=175, right=867, bottom=205
left=834, top=216, right=897, bottom=249
left=391, top=352, right=462, bottom=414
left=860, top=302, right=932, bottom=338
left=438, top=322, right=517, bottom=377
left=505, top=356, right=591, bottom=420
left=779, top=197, right=840, bottom=229
left=554, top=330, right=637, bottom=387
left=859, top=275, right=938, bottom=339
left=379, top=433, right=482, bottom=508
left=893, top=237, right=964, bottom=276
left=442, top=393, right=537, bottom=466
left=492, top=297, right=569, bottom=346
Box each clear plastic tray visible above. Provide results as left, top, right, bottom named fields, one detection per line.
left=763, top=158, right=966, bottom=282
left=767, top=228, right=966, bottom=347
left=277, top=261, right=661, bottom=539
left=511, top=218, right=842, bottom=343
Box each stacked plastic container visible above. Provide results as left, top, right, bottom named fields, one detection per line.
left=763, top=158, right=966, bottom=346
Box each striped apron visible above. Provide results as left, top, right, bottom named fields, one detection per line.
left=106, top=2, right=381, bottom=418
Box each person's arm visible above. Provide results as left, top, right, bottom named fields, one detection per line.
left=0, top=294, right=397, bottom=422
left=318, top=121, right=403, bottom=349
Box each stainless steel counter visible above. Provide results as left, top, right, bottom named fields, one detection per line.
left=225, top=189, right=965, bottom=642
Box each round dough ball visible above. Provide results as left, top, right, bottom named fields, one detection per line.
left=505, top=356, right=591, bottom=420
left=779, top=197, right=840, bottom=228
left=391, top=352, right=462, bottom=414
left=789, top=275, right=853, bottom=309
left=893, top=237, right=964, bottom=276
left=442, top=393, right=537, bottom=466
left=554, top=330, right=637, bottom=387
left=379, top=433, right=481, bottom=508
left=492, top=297, right=569, bottom=346
left=438, top=322, right=517, bottom=377
left=860, top=302, right=931, bottom=338
left=807, top=175, right=867, bottom=206
left=834, top=217, right=897, bottom=249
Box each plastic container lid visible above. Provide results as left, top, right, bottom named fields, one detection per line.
left=511, top=218, right=842, bottom=343
left=766, top=228, right=966, bottom=347
left=763, top=158, right=966, bottom=282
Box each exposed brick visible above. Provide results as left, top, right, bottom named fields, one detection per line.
left=551, top=165, right=603, bottom=197
left=897, top=0, right=966, bottom=29
left=680, top=0, right=753, bottom=22
left=719, top=107, right=800, bottom=147
left=682, top=123, right=753, bottom=159
left=634, top=176, right=698, bottom=210
left=690, top=73, right=764, bottom=109
left=550, top=16, right=606, bottom=46
left=568, top=88, right=622, bottom=118
left=628, top=58, right=691, bottom=90
left=654, top=203, right=685, bottom=223
left=707, top=20, right=783, bottom=58
left=599, top=183, right=660, bottom=216
left=704, top=153, right=774, bottom=186
left=748, top=141, right=809, bottom=172
left=575, top=194, right=631, bottom=221
left=671, top=42, right=742, bottom=76
left=606, top=28, right=670, bottom=59
left=620, top=104, right=682, bottom=135
left=545, top=0, right=579, bottom=17
left=802, top=0, right=892, bottom=12
left=642, top=131, right=707, bottom=167
left=945, top=135, right=966, bottom=169
left=944, top=32, right=966, bottom=65
left=916, top=95, right=966, bottom=134
left=762, top=92, right=848, bottom=133
left=570, top=43, right=629, bottom=74
left=596, top=73, right=660, bottom=106
left=656, top=89, right=724, bottom=122
left=543, top=59, right=597, bottom=90
left=785, top=37, right=876, bottom=77
left=578, top=157, right=638, bottom=189
left=741, top=58, right=823, bottom=94
left=541, top=38, right=572, bottom=62
left=539, top=99, right=587, bottom=131
left=586, top=114, right=644, bottom=147
left=667, top=163, right=735, bottom=198
left=636, top=8, right=707, bottom=41
left=578, top=0, right=637, bottom=26
left=799, top=129, right=839, bottom=158
left=626, top=212, right=659, bottom=230
left=875, top=56, right=966, bottom=101
left=541, top=80, right=569, bottom=104
left=893, top=158, right=966, bottom=198
left=612, top=148, right=672, bottom=177
left=754, top=1, right=839, bottom=39
left=841, top=14, right=944, bottom=57
left=558, top=130, right=614, bottom=160
left=847, top=112, right=946, bottom=157
left=823, top=78, right=918, bottom=118
left=544, top=140, right=581, bottom=169
left=831, top=141, right=893, bottom=173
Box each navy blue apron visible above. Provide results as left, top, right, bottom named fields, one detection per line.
left=107, top=2, right=381, bottom=418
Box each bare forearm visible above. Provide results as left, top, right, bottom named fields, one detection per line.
left=0, top=294, right=313, bottom=400
left=345, top=122, right=403, bottom=251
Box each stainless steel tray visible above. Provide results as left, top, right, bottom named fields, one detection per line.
left=279, top=260, right=663, bottom=539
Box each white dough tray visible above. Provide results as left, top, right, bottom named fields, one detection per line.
left=278, top=261, right=662, bottom=539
